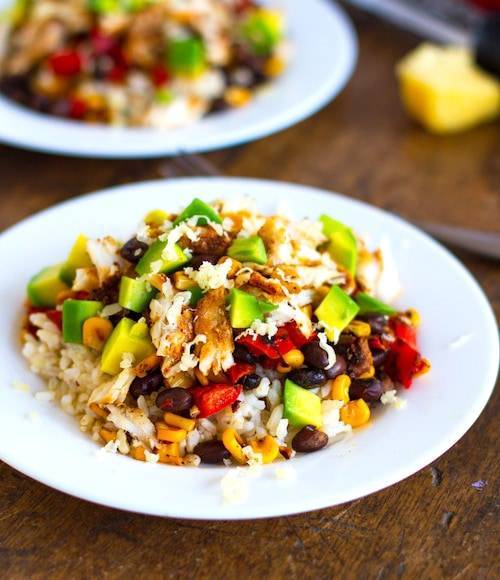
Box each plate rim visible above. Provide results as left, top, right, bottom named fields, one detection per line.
left=0, top=0, right=358, bottom=158
left=0, top=176, right=498, bottom=520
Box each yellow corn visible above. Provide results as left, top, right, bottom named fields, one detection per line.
left=167, top=372, right=194, bottom=389
left=414, top=357, right=431, bottom=377
left=346, top=320, right=371, bottom=338
left=264, top=55, right=285, bottom=77
left=222, top=428, right=246, bottom=465
left=283, top=349, right=305, bottom=368
left=163, top=412, right=196, bottom=432
left=250, top=436, right=280, bottom=464
left=158, top=454, right=183, bottom=466
left=173, top=271, right=196, bottom=290
left=133, top=354, right=162, bottom=377
left=407, top=308, right=421, bottom=327
left=156, top=423, right=187, bottom=442
left=99, top=428, right=116, bottom=443
left=144, top=209, right=169, bottom=226
left=358, top=365, right=375, bottom=379
left=224, top=87, right=252, bottom=108
left=89, top=403, right=108, bottom=419
left=330, top=374, right=351, bottom=403
left=301, top=304, right=313, bottom=319
left=130, top=445, right=146, bottom=461
left=150, top=273, right=168, bottom=291
left=340, top=399, right=371, bottom=428
left=277, top=363, right=292, bottom=374
left=82, top=317, right=113, bottom=351
left=194, top=368, right=209, bottom=386
left=158, top=442, right=180, bottom=458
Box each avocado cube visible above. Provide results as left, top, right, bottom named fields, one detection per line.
left=187, top=285, right=203, bottom=306
left=101, top=318, right=155, bottom=375
left=135, top=241, right=189, bottom=276
left=62, top=299, right=103, bottom=344
left=315, top=285, right=359, bottom=342
left=228, top=289, right=263, bottom=328
left=118, top=276, right=156, bottom=313
left=172, top=198, right=222, bottom=226
left=27, top=264, right=69, bottom=308
left=240, top=9, right=283, bottom=56
left=60, top=234, right=93, bottom=285
left=283, top=379, right=322, bottom=429
left=320, top=215, right=357, bottom=276
left=167, top=38, right=205, bottom=77
left=354, top=292, right=396, bottom=316
left=227, top=236, right=267, bottom=265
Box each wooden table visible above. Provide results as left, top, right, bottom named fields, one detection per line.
left=0, top=5, right=498, bottom=578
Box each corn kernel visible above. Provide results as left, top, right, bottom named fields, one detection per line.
left=156, top=423, right=187, bottom=442
left=133, top=354, right=162, bottom=377
left=264, top=55, right=285, bottom=77
left=250, top=435, right=280, bottom=464
left=173, top=271, right=196, bottom=290
left=158, top=454, right=183, bottom=466
left=163, top=412, right=196, bottom=432
left=144, top=209, right=169, bottom=226
left=150, top=273, right=168, bottom=291
left=158, top=442, right=180, bottom=458
left=277, top=363, right=292, bottom=374
left=330, top=374, right=351, bottom=403
left=283, top=349, right=304, bottom=368
left=224, top=87, right=252, bottom=108
left=407, top=308, right=421, bottom=327
left=167, top=372, right=194, bottom=389
left=99, top=428, right=117, bottom=443
left=82, top=317, right=113, bottom=351
left=89, top=403, right=108, bottom=419
left=414, top=357, right=431, bottom=377
left=130, top=445, right=146, bottom=461
left=358, top=365, right=375, bottom=379
left=340, top=399, right=371, bottom=428
left=222, top=428, right=246, bottom=464
left=346, top=320, right=371, bottom=338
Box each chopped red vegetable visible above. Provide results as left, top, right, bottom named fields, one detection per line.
left=385, top=339, right=423, bottom=388
left=236, top=334, right=280, bottom=360
left=273, top=326, right=295, bottom=356
left=226, top=363, right=255, bottom=384
left=49, top=50, right=83, bottom=77
left=282, top=321, right=316, bottom=348
left=28, top=306, right=62, bottom=330
left=69, top=97, right=88, bottom=120
left=391, top=318, right=417, bottom=349
left=152, top=65, right=170, bottom=87
left=190, top=384, right=242, bottom=418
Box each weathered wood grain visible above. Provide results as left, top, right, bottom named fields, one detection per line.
left=0, top=5, right=498, bottom=578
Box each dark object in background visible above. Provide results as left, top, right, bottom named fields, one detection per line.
left=475, top=15, right=500, bottom=76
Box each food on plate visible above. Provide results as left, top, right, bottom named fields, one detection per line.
left=396, top=43, right=500, bottom=134
left=22, top=196, right=430, bottom=467
left=0, top=0, right=287, bottom=127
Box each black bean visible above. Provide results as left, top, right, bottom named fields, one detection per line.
left=360, top=314, right=388, bottom=335
left=349, top=379, right=384, bottom=402
left=302, top=340, right=329, bottom=370
left=194, top=440, right=230, bottom=464
left=292, top=425, right=328, bottom=453
left=189, top=254, right=220, bottom=269
left=241, top=373, right=261, bottom=390
left=372, top=348, right=388, bottom=367
left=233, top=344, right=257, bottom=364
left=120, top=237, right=149, bottom=263
left=324, top=355, right=347, bottom=380
left=208, top=97, right=230, bottom=114
left=156, top=387, right=193, bottom=413
left=129, top=368, right=164, bottom=399
left=288, top=368, right=327, bottom=389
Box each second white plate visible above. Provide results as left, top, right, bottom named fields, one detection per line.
left=0, top=0, right=357, bottom=158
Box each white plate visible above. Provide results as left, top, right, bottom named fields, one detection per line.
left=0, top=178, right=497, bottom=519
left=0, top=0, right=356, bottom=158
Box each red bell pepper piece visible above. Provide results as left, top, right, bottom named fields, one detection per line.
left=283, top=322, right=316, bottom=348
left=391, top=318, right=417, bottom=349
left=152, top=65, right=170, bottom=87
left=385, top=339, right=421, bottom=389
left=27, top=306, right=62, bottom=330
left=236, top=334, right=281, bottom=360
left=190, top=384, right=242, bottom=418
left=49, top=50, right=83, bottom=77
left=90, top=28, right=117, bottom=55
left=273, top=326, right=295, bottom=356
left=226, top=363, right=255, bottom=384
left=108, top=65, right=127, bottom=83
left=69, top=97, right=87, bottom=119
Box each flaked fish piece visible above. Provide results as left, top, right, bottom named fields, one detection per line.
left=89, top=368, right=135, bottom=407
left=258, top=216, right=293, bottom=266
left=178, top=225, right=230, bottom=256
left=87, top=237, right=126, bottom=285
left=106, top=404, right=155, bottom=442
left=194, top=287, right=234, bottom=375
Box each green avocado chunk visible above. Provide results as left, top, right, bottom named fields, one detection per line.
left=62, top=299, right=103, bottom=344
left=135, top=241, right=189, bottom=276
left=27, top=264, right=69, bottom=308
left=227, top=236, right=267, bottom=265
left=228, top=288, right=276, bottom=328
left=60, top=234, right=93, bottom=285
left=240, top=9, right=283, bottom=56
left=320, top=215, right=358, bottom=276
left=118, top=276, right=156, bottom=313
left=101, top=318, right=155, bottom=375
left=172, top=198, right=221, bottom=226
left=315, top=285, right=360, bottom=342
left=354, top=292, right=396, bottom=316
left=283, top=379, right=322, bottom=429
left=187, top=285, right=203, bottom=306
left=167, top=38, right=205, bottom=76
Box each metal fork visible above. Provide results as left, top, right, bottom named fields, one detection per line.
left=162, top=154, right=500, bottom=261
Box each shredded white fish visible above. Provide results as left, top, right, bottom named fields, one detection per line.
left=179, top=334, right=207, bottom=371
